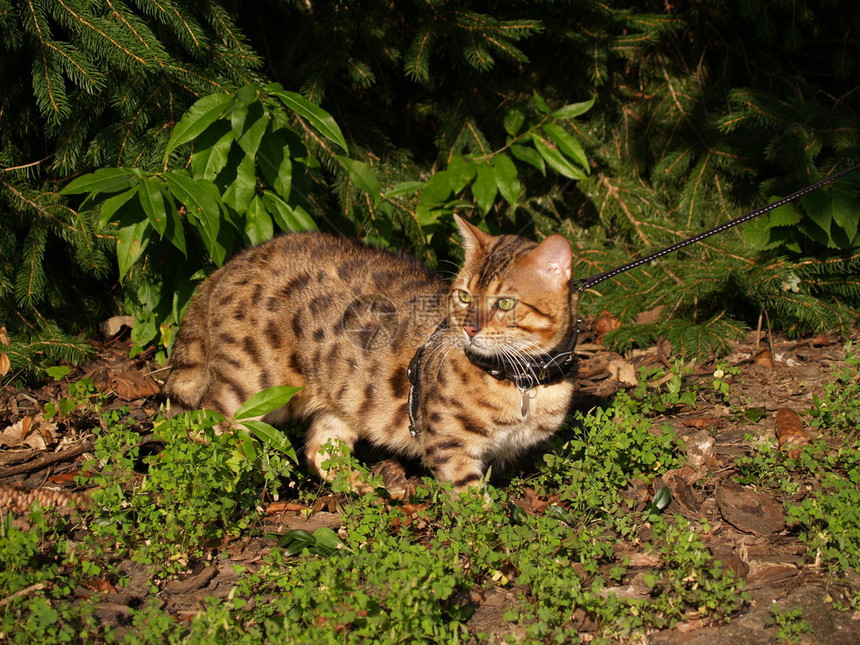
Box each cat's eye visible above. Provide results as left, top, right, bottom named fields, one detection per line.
left=497, top=297, right=517, bottom=311
left=456, top=290, right=473, bottom=304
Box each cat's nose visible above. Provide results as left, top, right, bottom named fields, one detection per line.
left=463, top=324, right=480, bottom=338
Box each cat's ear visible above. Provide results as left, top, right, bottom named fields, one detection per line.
left=454, top=215, right=493, bottom=260
left=526, top=235, right=572, bottom=289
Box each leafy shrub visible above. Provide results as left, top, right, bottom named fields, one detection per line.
left=60, top=83, right=592, bottom=360
left=83, top=387, right=300, bottom=570
left=536, top=401, right=686, bottom=527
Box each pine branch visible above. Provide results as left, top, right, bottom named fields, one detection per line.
left=15, top=224, right=48, bottom=307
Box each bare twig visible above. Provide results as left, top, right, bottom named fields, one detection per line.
left=0, top=583, right=46, bottom=609
left=0, top=440, right=94, bottom=479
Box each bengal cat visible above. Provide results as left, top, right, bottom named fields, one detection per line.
left=162, top=217, right=579, bottom=492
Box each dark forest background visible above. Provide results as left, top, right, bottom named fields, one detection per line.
left=2, top=0, right=859, bottom=378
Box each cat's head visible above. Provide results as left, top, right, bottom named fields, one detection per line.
left=448, top=216, right=577, bottom=359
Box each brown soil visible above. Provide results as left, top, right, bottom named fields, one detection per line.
left=2, top=323, right=860, bottom=643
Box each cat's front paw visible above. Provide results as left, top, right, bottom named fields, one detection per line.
left=371, top=458, right=414, bottom=501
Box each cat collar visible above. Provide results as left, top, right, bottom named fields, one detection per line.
left=460, top=324, right=579, bottom=391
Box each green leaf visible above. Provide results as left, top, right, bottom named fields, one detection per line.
left=472, top=163, right=497, bottom=215
left=116, top=218, right=151, bottom=281
left=742, top=215, right=777, bottom=250
left=289, top=205, right=317, bottom=231
left=312, top=527, right=344, bottom=551
left=236, top=434, right=258, bottom=464
left=232, top=99, right=269, bottom=158
left=533, top=90, right=551, bottom=114
left=508, top=502, right=528, bottom=525
left=802, top=190, right=833, bottom=239
left=419, top=171, right=453, bottom=206
left=281, top=529, right=315, bottom=556
left=233, top=385, right=303, bottom=421
left=258, top=127, right=294, bottom=199
left=447, top=155, right=476, bottom=194
left=45, top=365, right=71, bottom=381
left=384, top=181, right=425, bottom=198
left=191, top=121, right=233, bottom=181
left=97, top=186, right=139, bottom=229
left=337, top=156, right=381, bottom=205
left=172, top=408, right=227, bottom=428
left=532, top=136, right=586, bottom=180
left=61, top=168, right=136, bottom=195
left=164, top=197, right=187, bottom=256
left=138, top=177, right=167, bottom=236
left=744, top=407, right=766, bottom=423
left=652, top=485, right=671, bottom=511
left=510, top=144, right=545, bottom=175
left=767, top=200, right=802, bottom=227
left=222, top=153, right=257, bottom=214
left=244, top=195, right=273, bottom=245
left=269, top=89, right=348, bottom=152
left=504, top=108, right=525, bottom=136
left=493, top=153, right=520, bottom=205
left=551, top=96, right=595, bottom=120
left=164, top=172, right=223, bottom=263
left=542, top=123, right=589, bottom=172
left=831, top=191, right=859, bottom=242
left=262, top=192, right=317, bottom=232
left=165, top=92, right=232, bottom=157
left=238, top=419, right=297, bottom=461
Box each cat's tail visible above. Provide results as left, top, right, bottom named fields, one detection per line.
left=161, top=280, right=214, bottom=412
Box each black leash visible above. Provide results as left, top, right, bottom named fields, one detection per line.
left=572, top=164, right=860, bottom=292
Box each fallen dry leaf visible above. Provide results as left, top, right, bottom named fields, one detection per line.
left=86, top=578, right=119, bottom=595
left=164, top=566, right=217, bottom=595
left=0, top=414, right=57, bottom=451
left=660, top=469, right=704, bottom=517
left=683, top=430, right=717, bottom=468
left=635, top=305, right=665, bottom=325
left=109, top=370, right=160, bottom=400
left=100, top=316, right=136, bottom=338
left=0, top=326, right=8, bottom=345
left=577, top=355, right=609, bottom=380
left=48, top=472, right=80, bottom=484
left=0, top=352, right=9, bottom=377
left=775, top=407, right=809, bottom=457
left=371, top=458, right=412, bottom=500
left=266, top=501, right=308, bottom=514
left=521, top=487, right=553, bottom=514
left=0, top=416, right=34, bottom=449
left=744, top=562, right=801, bottom=590
left=607, top=358, right=638, bottom=387
left=593, top=310, right=621, bottom=337
left=682, top=417, right=716, bottom=429
left=656, top=337, right=672, bottom=365
left=260, top=511, right=341, bottom=534
left=625, top=551, right=664, bottom=568
left=753, top=349, right=776, bottom=370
